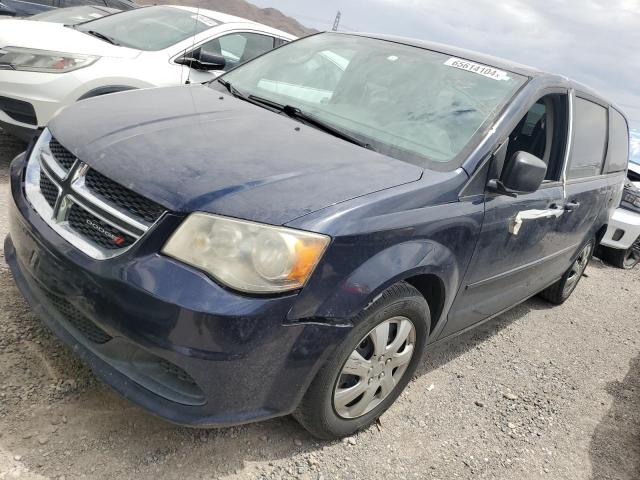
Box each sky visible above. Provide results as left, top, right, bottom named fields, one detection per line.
left=250, top=0, right=640, bottom=130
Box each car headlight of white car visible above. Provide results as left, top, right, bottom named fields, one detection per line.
left=162, top=213, right=330, bottom=294
left=0, top=47, right=99, bottom=73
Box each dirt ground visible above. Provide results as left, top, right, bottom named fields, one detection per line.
left=0, top=129, right=638, bottom=480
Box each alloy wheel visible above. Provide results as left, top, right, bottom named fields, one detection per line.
left=333, top=317, right=416, bottom=419
left=563, top=243, right=592, bottom=296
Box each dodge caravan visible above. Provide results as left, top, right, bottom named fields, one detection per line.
left=5, top=32, right=629, bottom=439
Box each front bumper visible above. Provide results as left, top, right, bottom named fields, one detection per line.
left=5, top=153, right=346, bottom=427
left=0, top=69, right=84, bottom=135
left=600, top=207, right=640, bottom=250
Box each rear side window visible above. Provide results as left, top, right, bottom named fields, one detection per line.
left=606, top=109, right=630, bottom=173
left=568, top=97, right=608, bottom=179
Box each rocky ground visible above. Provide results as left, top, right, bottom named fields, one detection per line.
left=0, top=129, right=638, bottom=480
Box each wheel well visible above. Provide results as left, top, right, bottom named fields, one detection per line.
left=404, top=274, right=445, bottom=333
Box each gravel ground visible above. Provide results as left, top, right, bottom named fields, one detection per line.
left=0, top=128, right=638, bottom=480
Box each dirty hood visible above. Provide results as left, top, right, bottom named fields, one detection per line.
left=48, top=85, right=424, bottom=225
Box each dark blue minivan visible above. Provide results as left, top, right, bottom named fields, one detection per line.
left=5, top=33, right=629, bottom=439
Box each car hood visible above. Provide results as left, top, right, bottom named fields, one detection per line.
left=48, top=85, right=425, bottom=225
left=0, top=19, right=140, bottom=58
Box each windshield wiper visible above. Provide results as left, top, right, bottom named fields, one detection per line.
left=83, top=30, right=120, bottom=46
left=218, top=79, right=247, bottom=100
left=280, top=105, right=373, bottom=150
left=218, top=79, right=287, bottom=112
left=217, top=79, right=373, bottom=150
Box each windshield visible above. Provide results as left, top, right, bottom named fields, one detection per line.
left=77, top=6, right=218, bottom=51
left=31, top=6, right=119, bottom=24
left=220, top=33, right=527, bottom=167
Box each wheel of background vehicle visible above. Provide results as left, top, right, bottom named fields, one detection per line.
left=538, top=240, right=594, bottom=305
left=294, top=282, right=430, bottom=439
left=599, top=236, right=640, bottom=270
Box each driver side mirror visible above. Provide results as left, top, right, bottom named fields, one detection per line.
left=487, top=151, right=547, bottom=197
left=176, top=50, right=226, bottom=71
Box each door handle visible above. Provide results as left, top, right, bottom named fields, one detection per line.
left=509, top=208, right=564, bottom=235
left=565, top=201, right=580, bottom=212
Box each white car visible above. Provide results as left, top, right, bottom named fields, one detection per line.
left=0, top=5, right=295, bottom=140
left=599, top=160, right=640, bottom=269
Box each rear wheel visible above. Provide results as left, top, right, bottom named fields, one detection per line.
left=294, top=282, right=430, bottom=439
left=539, top=240, right=594, bottom=304
left=599, top=237, right=640, bottom=269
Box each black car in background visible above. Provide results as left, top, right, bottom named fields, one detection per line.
left=0, top=0, right=135, bottom=17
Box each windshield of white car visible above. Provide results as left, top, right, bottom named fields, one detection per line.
left=77, top=6, right=217, bottom=51
left=218, top=33, right=527, bottom=167
left=31, top=6, right=119, bottom=24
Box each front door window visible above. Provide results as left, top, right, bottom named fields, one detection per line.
left=199, top=33, right=275, bottom=71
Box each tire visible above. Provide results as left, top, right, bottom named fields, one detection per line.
left=294, top=282, right=431, bottom=439
left=539, top=240, right=594, bottom=305
left=599, top=238, right=640, bottom=270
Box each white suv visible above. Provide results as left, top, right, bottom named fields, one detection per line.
left=599, top=160, right=640, bottom=269
left=0, top=5, right=295, bottom=140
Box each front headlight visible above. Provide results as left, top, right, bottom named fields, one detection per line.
left=0, top=47, right=99, bottom=73
left=162, top=213, right=330, bottom=294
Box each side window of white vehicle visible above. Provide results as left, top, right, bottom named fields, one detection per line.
left=199, top=33, right=275, bottom=70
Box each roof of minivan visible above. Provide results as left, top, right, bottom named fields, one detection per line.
left=170, top=5, right=296, bottom=39
left=345, top=32, right=617, bottom=109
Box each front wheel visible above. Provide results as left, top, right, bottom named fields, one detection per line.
left=294, top=282, right=430, bottom=439
left=539, top=240, right=594, bottom=304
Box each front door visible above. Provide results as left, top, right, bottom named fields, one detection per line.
left=443, top=93, right=575, bottom=337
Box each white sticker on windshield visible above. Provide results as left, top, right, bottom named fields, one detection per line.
left=192, top=14, right=216, bottom=27
left=444, top=57, right=510, bottom=81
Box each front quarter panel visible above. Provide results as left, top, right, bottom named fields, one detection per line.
left=287, top=169, right=483, bottom=341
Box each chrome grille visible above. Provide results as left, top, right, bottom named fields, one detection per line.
left=67, top=204, right=136, bottom=250
left=84, top=169, right=164, bottom=224
left=24, top=130, right=166, bottom=260
left=39, top=170, right=58, bottom=209
left=49, top=138, right=76, bottom=172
